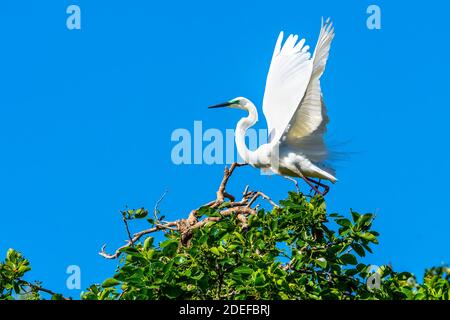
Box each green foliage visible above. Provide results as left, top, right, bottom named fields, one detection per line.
left=0, top=249, right=40, bottom=300
left=1, top=192, right=449, bottom=300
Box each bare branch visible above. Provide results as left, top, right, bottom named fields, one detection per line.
left=99, top=222, right=177, bottom=259
left=122, top=217, right=133, bottom=243
left=153, top=190, right=169, bottom=224
left=99, top=163, right=277, bottom=259
left=247, top=191, right=279, bottom=208
left=214, top=163, right=247, bottom=205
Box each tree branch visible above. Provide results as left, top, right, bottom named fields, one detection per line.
left=99, top=163, right=277, bottom=259
left=19, top=280, right=71, bottom=300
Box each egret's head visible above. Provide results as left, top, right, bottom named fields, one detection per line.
left=208, top=97, right=251, bottom=111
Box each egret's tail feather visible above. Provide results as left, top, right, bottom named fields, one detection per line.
left=313, top=164, right=337, bottom=183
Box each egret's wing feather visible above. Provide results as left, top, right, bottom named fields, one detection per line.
left=262, top=32, right=313, bottom=143
left=281, top=18, right=335, bottom=163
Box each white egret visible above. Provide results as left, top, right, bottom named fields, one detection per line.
left=209, top=18, right=336, bottom=195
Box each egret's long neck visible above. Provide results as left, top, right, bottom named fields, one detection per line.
left=235, top=102, right=258, bottom=164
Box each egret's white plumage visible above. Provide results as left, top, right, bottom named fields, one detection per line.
left=209, top=18, right=337, bottom=194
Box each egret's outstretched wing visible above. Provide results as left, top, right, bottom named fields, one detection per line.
left=281, top=18, right=335, bottom=163
left=262, top=31, right=313, bottom=144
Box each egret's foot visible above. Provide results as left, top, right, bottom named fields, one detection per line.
left=301, top=177, right=322, bottom=196
left=305, top=177, right=330, bottom=196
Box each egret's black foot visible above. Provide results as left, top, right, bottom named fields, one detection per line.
left=305, top=177, right=330, bottom=196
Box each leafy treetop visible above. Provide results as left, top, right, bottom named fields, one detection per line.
left=1, top=164, right=449, bottom=300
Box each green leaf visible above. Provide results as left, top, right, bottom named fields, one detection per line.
left=336, top=218, right=352, bottom=227
left=143, top=237, right=154, bottom=251
left=351, top=211, right=360, bottom=223
left=161, top=238, right=179, bottom=255
left=119, top=246, right=142, bottom=257
left=134, top=208, right=148, bottom=219
left=340, top=254, right=358, bottom=265
left=163, top=285, right=182, bottom=299
left=102, top=278, right=120, bottom=288
left=119, top=246, right=139, bottom=254
left=13, top=282, right=21, bottom=294
left=359, top=214, right=373, bottom=226
left=351, top=243, right=365, bottom=257
left=254, top=273, right=266, bottom=287
left=6, top=248, right=16, bottom=261
left=234, top=266, right=253, bottom=275
left=174, top=255, right=186, bottom=265
left=210, top=247, right=220, bottom=256
left=360, top=232, right=378, bottom=243
left=315, top=258, right=327, bottom=268
left=191, top=272, right=205, bottom=280
left=160, top=238, right=178, bottom=248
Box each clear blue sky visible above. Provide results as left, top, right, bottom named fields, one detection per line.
left=1, top=0, right=449, bottom=298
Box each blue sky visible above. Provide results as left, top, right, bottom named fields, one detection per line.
left=1, top=0, right=449, bottom=298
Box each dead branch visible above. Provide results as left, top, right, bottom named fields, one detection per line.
left=247, top=191, right=278, bottom=208
left=99, top=163, right=278, bottom=259
left=153, top=190, right=169, bottom=224
left=214, top=163, right=247, bottom=205
left=99, top=222, right=178, bottom=259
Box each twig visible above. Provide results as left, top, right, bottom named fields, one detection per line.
left=122, top=218, right=133, bottom=243
left=99, top=222, right=177, bottom=259
left=153, top=190, right=169, bottom=224
left=247, top=191, right=278, bottom=208
left=19, top=280, right=71, bottom=300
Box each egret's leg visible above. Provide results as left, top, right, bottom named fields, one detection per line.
left=308, top=186, right=315, bottom=197
left=283, top=176, right=300, bottom=193
left=309, top=178, right=329, bottom=195
left=314, top=179, right=323, bottom=196
left=300, top=176, right=322, bottom=195
left=305, top=183, right=315, bottom=197
left=306, top=178, right=321, bottom=196
left=292, top=164, right=321, bottom=196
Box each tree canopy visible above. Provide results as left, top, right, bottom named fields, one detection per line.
left=1, top=165, right=449, bottom=300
